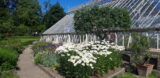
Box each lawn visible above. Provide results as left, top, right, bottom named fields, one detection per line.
left=0, top=36, right=39, bottom=78
left=114, top=72, right=159, bottom=78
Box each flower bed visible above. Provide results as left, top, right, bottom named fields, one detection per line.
left=33, top=42, right=62, bottom=70
left=32, top=42, right=62, bottom=55
left=56, top=41, right=124, bottom=78
left=33, top=41, right=124, bottom=78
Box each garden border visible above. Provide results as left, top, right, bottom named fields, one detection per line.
left=37, top=64, right=64, bottom=78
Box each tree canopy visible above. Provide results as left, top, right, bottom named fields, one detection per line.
left=0, top=0, right=65, bottom=39
left=74, top=6, right=131, bottom=39
left=14, top=0, right=43, bottom=32
left=43, top=3, right=65, bottom=29
left=0, top=0, right=16, bottom=39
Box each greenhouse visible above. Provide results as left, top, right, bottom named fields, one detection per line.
left=3, top=0, right=160, bottom=78
left=31, top=0, right=160, bottom=78
left=42, top=0, right=160, bottom=46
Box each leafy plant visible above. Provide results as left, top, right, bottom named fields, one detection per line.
left=41, top=53, right=59, bottom=68
left=0, top=71, right=19, bottom=78
left=34, top=52, right=60, bottom=70
left=0, top=48, right=18, bottom=70
left=58, top=51, right=92, bottom=78
left=131, top=33, right=150, bottom=65
left=34, top=52, right=43, bottom=64
left=94, top=49, right=121, bottom=75
left=74, top=6, right=131, bottom=40
left=56, top=41, right=123, bottom=78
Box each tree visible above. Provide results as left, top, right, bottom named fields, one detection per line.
left=15, top=24, right=30, bottom=36
left=0, top=0, right=45, bottom=38
left=0, top=0, right=16, bottom=39
left=74, top=6, right=131, bottom=40
left=14, top=0, right=43, bottom=33
left=43, top=3, right=65, bottom=29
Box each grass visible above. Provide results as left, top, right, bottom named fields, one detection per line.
left=32, top=41, right=48, bottom=48
left=147, top=72, right=158, bottom=78
left=0, top=36, right=39, bottom=48
left=0, top=71, right=19, bottom=78
left=0, top=36, right=39, bottom=78
left=0, top=47, right=18, bottom=70
left=114, top=72, right=159, bottom=78
left=114, top=71, right=160, bottom=78
left=114, top=72, right=136, bottom=78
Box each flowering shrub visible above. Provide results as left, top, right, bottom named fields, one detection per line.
left=56, top=41, right=124, bottom=78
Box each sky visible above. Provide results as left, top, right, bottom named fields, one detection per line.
left=38, top=0, right=160, bottom=13
left=38, top=0, right=92, bottom=13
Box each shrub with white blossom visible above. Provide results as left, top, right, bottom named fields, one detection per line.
left=56, top=41, right=124, bottom=78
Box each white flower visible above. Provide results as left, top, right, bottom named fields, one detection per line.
left=61, top=54, right=65, bottom=56
left=56, top=40, right=124, bottom=68
left=67, top=54, right=70, bottom=56
left=82, top=63, right=85, bottom=66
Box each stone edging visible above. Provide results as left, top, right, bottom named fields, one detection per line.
left=37, top=64, right=125, bottom=78
left=37, top=64, right=64, bottom=78
left=108, top=68, right=125, bottom=78
left=98, top=68, right=125, bottom=78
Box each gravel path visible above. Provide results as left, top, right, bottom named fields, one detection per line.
left=17, top=46, right=52, bottom=78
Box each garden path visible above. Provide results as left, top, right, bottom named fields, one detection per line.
left=17, top=46, right=52, bottom=78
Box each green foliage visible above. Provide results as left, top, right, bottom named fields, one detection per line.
left=0, top=0, right=46, bottom=37
left=41, top=53, right=59, bottom=67
left=114, top=72, right=159, bottom=78
left=58, top=51, right=92, bottom=78
left=3, top=39, right=23, bottom=53
left=15, top=24, right=30, bottom=36
left=0, top=0, right=16, bottom=8
left=32, top=42, right=48, bottom=48
left=57, top=41, right=122, bottom=78
left=111, top=8, right=131, bottom=29
left=131, top=33, right=150, bottom=53
left=34, top=52, right=43, bottom=64
left=0, top=62, right=15, bottom=71
left=0, top=71, right=19, bottom=78
left=131, top=34, right=152, bottom=65
left=0, top=36, right=38, bottom=71
left=43, top=3, right=66, bottom=29
left=94, top=49, right=121, bottom=75
left=57, top=50, right=121, bottom=78
left=13, top=0, right=45, bottom=34
left=0, top=36, right=38, bottom=53
left=34, top=52, right=60, bottom=70
left=0, top=0, right=65, bottom=37
left=0, top=13, right=14, bottom=39
left=14, top=0, right=42, bottom=26
left=74, top=6, right=131, bottom=39
left=130, top=33, right=150, bottom=64
left=31, top=24, right=46, bottom=33
left=0, top=48, right=18, bottom=70
left=32, top=42, right=49, bottom=55
left=148, top=72, right=159, bottom=78
left=114, top=72, right=136, bottom=78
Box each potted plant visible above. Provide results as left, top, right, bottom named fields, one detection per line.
left=131, top=33, right=153, bottom=77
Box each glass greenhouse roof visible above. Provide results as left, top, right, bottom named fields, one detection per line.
left=43, top=0, right=160, bottom=35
